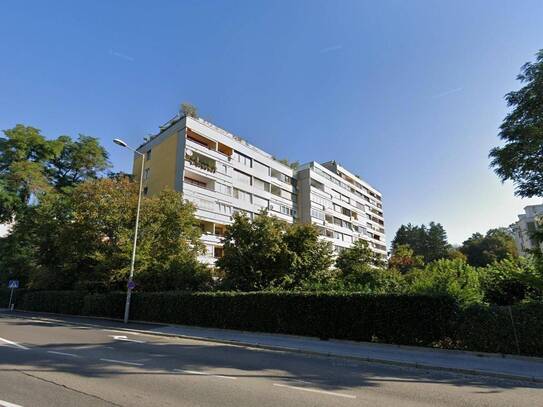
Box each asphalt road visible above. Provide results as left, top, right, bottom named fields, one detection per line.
left=0, top=314, right=540, bottom=407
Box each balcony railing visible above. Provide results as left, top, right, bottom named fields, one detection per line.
left=186, top=153, right=217, bottom=173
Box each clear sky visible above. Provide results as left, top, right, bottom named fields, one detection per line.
left=1, top=0, right=542, bottom=246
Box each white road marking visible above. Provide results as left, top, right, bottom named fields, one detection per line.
left=0, top=337, right=29, bottom=350
left=103, top=329, right=141, bottom=335
left=149, top=353, right=168, bottom=357
left=273, top=383, right=356, bottom=399
left=0, top=399, right=24, bottom=407
left=109, top=335, right=145, bottom=344
left=99, top=358, right=144, bottom=366
left=47, top=351, right=80, bottom=357
left=174, top=369, right=237, bottom=380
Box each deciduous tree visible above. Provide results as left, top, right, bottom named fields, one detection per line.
left=489, top=49, right=543, bottom=198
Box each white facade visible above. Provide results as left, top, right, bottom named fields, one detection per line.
left=137, top=116, right=297, bottom=264
left=136, top=115, right=385, bottom=264
left=296, top=161, right=386, bottom=258
left=510, top=204, right=543, bottom=256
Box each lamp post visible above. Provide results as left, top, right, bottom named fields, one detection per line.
left=113, top=138, right=145, bottom=324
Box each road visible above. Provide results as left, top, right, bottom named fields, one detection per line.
left=0, top=314, right=540, bottom=407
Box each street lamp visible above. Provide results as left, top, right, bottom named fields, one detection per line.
left=114, top=138, right=145, bottom=323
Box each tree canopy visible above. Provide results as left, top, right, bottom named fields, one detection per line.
left=460, top=228, right=518, bottom=267
left=489, top=49, right=543, bottom=198
left=217, top=211, right=333, bottom=290
left=0, top=125, right=110, bottom=221
left=391, top=222, right=451, bottom=263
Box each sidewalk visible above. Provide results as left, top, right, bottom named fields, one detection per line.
left=2, top=309, right=543, bottom=383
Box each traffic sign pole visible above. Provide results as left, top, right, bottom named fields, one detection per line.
left=8, top=288, right=14, bottom=311
left=7, top=280, right=19, bottom=311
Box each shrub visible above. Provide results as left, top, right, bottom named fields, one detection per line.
left=18, top=291, right=85, bottom=315
left=480, top=257, right=543, bottom=305
left=455, top=302, right=543, bottom=356
left=406, top=259, right=483, bottom=304
left=7, top=289, right=543, bottom=356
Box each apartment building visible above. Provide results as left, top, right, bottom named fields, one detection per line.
left=133, top=114, right=385, bottom=263
left=133, top=115, right=297, bottom=264
left=510, top=204, right=543, bottom=256
left=296, top=161, right=386, bottom=258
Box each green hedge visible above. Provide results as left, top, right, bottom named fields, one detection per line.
left=6, top=289, right=543, bottom=356
left=18, top=291, right=86, bottom=315
left=455, top=302, right=543, bottom=357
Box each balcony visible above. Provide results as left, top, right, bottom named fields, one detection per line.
left=186, top=151, right=217, bottom=173
left=186, top=128, right=233, bottom=159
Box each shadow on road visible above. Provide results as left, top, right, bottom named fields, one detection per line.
left=0, top=314, right=540, bottom=395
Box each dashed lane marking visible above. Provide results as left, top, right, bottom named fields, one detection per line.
left=0, top=400, right=24, bottom=407
left=0, top=337, right=29, bottom=350
left=174, top=369, right=237, bottom=380
left=273, top=383, right=356, bottom=399
left=47, top=351, right=80, bottom=357
left=99, top=358, right=144, bottom=366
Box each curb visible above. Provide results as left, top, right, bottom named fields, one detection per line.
left=2, top=310, right=542, bottom=384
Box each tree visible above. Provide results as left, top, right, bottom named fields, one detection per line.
left=280, top=223, right=334, bottom=288
left=391, top=222, right=451, bottom=263
left=388, top=244, right=424, bottom=274
left=460, top=228, right=518, bottom=267
left=48, top=135, right=110, bottom=192
left=0, top=125, right=110, bottom=221
left=217, top=212, right=288, bottom=290
left=0, top=125, right=58, bottom=220
left=480, top=256, right=543, bottom=305
left=489, top=49, right=543, bottom=198
left=1, top=177, right=210, bottom=291
left=333, top=239, right=403, bottom=293
left=217, top=212, right=334, bottom=290
left=336, top=238, right=385, bottom=275
left=181, top=102, right=198, bottom=118
left=406, top=259, right=483, bottom=305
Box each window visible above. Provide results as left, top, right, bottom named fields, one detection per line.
left=216, top=163, right=229, bottom=175
left=253, top=160, right=269, bottom=175
left=233, top=150, right=252, bottom=167
left=280, top=205, right=292, bottom=215
left=234, top=169, right=251, bottom=185
left=146, top=149, right=152, bottom=160
left=143, top=168, right=150, bottom=180
left=311, top=179, right=324, bottom=191
left=253, top=177, right=270, bottom=192
left=253, top=195, right=268, bottom=209
left=143, top=186, right=148, bottom=196
left=271, top=168, right=292, bottom=185
left=184, top=176, right=207, bottom=188
left=311, top=193, right=331, bottom=209
left=214, top=247, right=224, bottom=258
left=215, top=182, right=231, bottom=196
left=311, top=208, right=325, bottom=221
left=270, top=201, right=293, bottom=216
left=234, top=188, right=252, bottom=202
left=217, top=203, right=232, bottom=215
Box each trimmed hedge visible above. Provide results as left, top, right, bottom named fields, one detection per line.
left=456, top=302, right=543, bottom=357
left=18, top=291, right=86, bottom=315
left=6, top=289, right=543, bottom=356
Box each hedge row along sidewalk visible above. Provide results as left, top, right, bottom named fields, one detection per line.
left=2, top=290, right=543, bottom=357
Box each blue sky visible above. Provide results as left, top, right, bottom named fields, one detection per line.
left=1, top=0, right=542, bottom=245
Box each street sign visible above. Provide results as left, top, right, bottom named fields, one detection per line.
left=7, top=280, right=19, bottom=311
left=127, top=280, right=136, bottom=290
